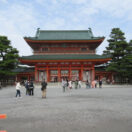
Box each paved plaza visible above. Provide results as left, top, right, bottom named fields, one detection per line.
left=0, top=83, right=132, bottom=132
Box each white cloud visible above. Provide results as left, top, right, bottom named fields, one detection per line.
left=8, top=35, right=32, bottom=56
left=91, top=0, right=132, bottom=20
left=0, top=0, right=8, bottom=3
left=70, top=0, right=88, bottom=4
left=0, top=0, right=132, bottom=56
left=42, top=18, right=65, bottom=29
left=0, top=2, right=38, bottom=55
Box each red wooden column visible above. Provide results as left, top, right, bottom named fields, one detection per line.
left=46, top=64, right=50, bottom=82
left=92, top=64, right=95, bottom=81
left=35, top=65, right=37, bottom=82
left=58, top=63, right=61, bottom=82
left=69, top=63, right=71, bottom=80
left=37, top=69, right=39, bottom=82
left=80, top=63, right=83, bottom=81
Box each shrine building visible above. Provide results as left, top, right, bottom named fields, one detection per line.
left=19, top=28, right=111, bottom=82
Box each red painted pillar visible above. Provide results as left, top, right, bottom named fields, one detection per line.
left=35, top=66, right=37, bottom=82
left=69, top=64, right=71, bottom=80
left=38, top=69, right=39, bottom=82
left=58, top=64, right=61, bottom=82
left=80, top=64, right=83, bottom=81
left=46, top=66, right=49, bottom=82
left=92, top=64, right=95, bottom=81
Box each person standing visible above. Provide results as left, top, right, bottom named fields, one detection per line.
left=69, top=80, right=72, bottom=89
left=29, top=80, right=34, bottom=96
left=95, top=80, right=97, bottom=88
left=15, top=81, right=21, bottom=98
left=66, top=78, right=69, bottom=90
left=91, top=80, right=95, bottom=88
left=25, top=80, right=29, bottom=95
left=62, top=78, right=66, bottom=92
left=99, top=80, right=102, bottom=88
left=41, top=79, right=47, bottom=98
left=78, top=80, right=82, bottom=88
left=74, top=79, right=78, bottom=89
left=86, top=80, right=90, bottom=88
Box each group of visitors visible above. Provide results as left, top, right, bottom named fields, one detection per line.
left=61, top=78, right=103, bottom=92
left=15, top=78, right=103, bottom=98
left=61, top=78, right=82, bottom=92
left=15, top=79, right=47, bottom=99
left=25, top=80, right=34, bottom=96
left=86, top=79, right=102, bottom=88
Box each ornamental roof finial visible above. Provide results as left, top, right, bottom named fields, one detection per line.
left=88, top=27, right=92, bottom=32
left=35, top=28, right=40, bottom=38
left=88, top=27, right=93, bottom=37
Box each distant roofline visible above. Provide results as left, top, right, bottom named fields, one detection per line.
left=23, top=28, right=105, bottom=43
left=24, top=37, right=105, bottom=40
left=20, top=54, right=111, bottom=60
left=36, top=27, right=93, bottom=32
left=38, top=30, right=92, bottom=32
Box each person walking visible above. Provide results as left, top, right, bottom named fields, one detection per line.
left=41, top=79, right=47, bottom=98
left=15, top=81, right=21, bottom=98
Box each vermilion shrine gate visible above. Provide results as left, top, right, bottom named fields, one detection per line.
left=19, top=28, right=111, bottom=82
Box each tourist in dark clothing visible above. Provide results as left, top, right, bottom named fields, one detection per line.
left=99, top=80, right=102, bottom=88
left=62, top=78, right=66, bottom=92
left=29, top=81, right=34, bottom=95
left=66, top=79, right=69, bottom=87
left=86, top=80, right=90, bottom=88
left=41, top=79, right=47, bottom=98
left=75, top=80, right=78, bottom=89
left=25, top=80, right=29, bottom=95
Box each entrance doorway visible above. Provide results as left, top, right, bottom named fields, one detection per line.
left=83, top=70, right=91, bottom=82
left=50, top=76, right=58, bottom=82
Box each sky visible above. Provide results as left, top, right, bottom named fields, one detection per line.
left=0, top=0, right=132, bottom=56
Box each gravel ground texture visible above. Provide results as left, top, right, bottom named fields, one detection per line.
left=0, top=83, right=132, bottom=132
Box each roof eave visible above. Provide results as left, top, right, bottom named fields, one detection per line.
left=24, top=37, right=105, bottom=43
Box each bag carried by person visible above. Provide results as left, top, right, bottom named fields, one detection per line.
left=41, top=87, right=44, bottom=91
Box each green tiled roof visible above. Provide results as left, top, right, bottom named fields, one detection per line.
left=13, top=67, right=34, bottom=73
left=24, top=28, right=104, bottom=41
left=21, top=54, right=110, bottom=60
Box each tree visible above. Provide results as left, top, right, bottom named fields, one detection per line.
left=103, top=28, right=131, bottom=83
left=0, top=36, right=19, bottom=77
left=121, top=40, right=132, bottom=82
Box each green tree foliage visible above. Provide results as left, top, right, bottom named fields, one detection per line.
left=122, top=40, right=132, bottom=79
left=0, top=36, right=19, bottom=76
left=103, top=28, right=132, bottom=82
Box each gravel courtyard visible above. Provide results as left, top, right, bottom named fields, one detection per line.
left=0, top=84, right=132, bottom=132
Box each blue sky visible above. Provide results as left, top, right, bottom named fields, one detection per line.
left=0, top=0, right=132, bottom=56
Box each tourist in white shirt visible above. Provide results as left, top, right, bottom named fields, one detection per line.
left=69, top=80, right=72, bottom=89
left=15, top=81, right=21, bottom=97
left=78, top=80, right=82, bottom=88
